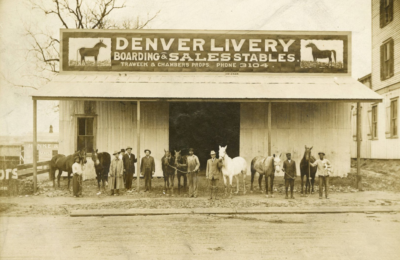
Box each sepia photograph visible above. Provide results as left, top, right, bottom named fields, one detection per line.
left=0, top=0, right=399, bottom=259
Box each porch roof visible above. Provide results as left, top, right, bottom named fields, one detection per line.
left=32, top=74, right=383, bottom=102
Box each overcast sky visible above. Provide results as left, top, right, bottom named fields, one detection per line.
left=0, top=0, right=371, bottom=136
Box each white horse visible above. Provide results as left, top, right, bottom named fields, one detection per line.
left=218, top=145, right=247, bottom=198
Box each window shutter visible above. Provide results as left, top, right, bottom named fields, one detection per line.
left=367, top=109, right=373, bottom=140
left=389, top=39, right=394, bottom=77
left=385, top=103, right=391, bottom=138
left=352, top=107, right=357, bottom=141
left=380, top=0, right=385, bottom=28
left=380, top=44, right=385, bottom=80
left=388, top=0, right=393, bottom=23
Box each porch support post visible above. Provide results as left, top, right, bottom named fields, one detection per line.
left=136, top=101, right=141, bottom=192
left=268, top=102, right=272, bottom=156
left=356, top=102, right=362, bottom=190
left=33, top=99, right=38, bottom=193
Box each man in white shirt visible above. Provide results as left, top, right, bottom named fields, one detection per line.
left=310, top=152, right=331, bottom=199
left=187, top=148, right=200, bottom=198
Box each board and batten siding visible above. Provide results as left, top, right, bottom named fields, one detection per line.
left=59, top=101, right=169, bottom=177
left=240, top=103, right=351, bottom=177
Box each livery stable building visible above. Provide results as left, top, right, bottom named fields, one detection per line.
left=31, top=29, right=382, bottom=191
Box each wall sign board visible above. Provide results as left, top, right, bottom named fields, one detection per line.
left=61, top=29, right=350, bottom=74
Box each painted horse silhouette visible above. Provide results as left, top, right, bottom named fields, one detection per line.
left=76, top=40, right=107, bottom=66
left=305, top=42, right=336, bottom=67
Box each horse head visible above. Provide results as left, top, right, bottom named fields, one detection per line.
left=96, top=40, right=107, bottom=49
left=164, top=149, right=171, bottom=157
left=273, top=153, right=282, bottom=173
left=303, top=145, right=313, bottom=161
left=174, top=150, right=182, bottom=166
left=92, top=149, right=100, bottom=166
left=75, top=149, right=87, bottom=164
left=305, top=42, right=316, bottom=49
left=218, top=145, right=228, bottom=160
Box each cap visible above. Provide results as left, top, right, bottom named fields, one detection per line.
left=126, top=146, right=132, bottom=150
left=318, top=152, right=325, bottom=156
left=189, top=148, right=194, bottom=152
left=210, top=150, right=216, bottom=155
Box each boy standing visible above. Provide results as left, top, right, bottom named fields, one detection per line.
left=282, top=153, right=297, bottom=199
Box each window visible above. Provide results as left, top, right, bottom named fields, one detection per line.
left=372, top=105, right=378, bottom=139
left=391, top=99, right=398, bottom=137
left=380, top=0, right=393, bottom=28
left=380, top=39, right=394, bottom=80
left=77, top=117, right=94, bottom=153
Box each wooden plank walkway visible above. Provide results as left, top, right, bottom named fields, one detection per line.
left=70, top=206, right=400, bottom=217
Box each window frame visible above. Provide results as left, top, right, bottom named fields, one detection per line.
left=371, top=104, right=378, bottom=140
left=75, top=115, right=97, bottom=153
left=380, top=0, right=393, bottom=28
left=380, top=39, right=394, bottom=80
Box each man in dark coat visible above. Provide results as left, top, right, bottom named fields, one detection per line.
left=140, top=149, right=155, bottom=192
left=282, top=153, right=297, bottom=199
left=206, top=150, right=223, bottom=200
left=123, top=146, right=137, bottom=192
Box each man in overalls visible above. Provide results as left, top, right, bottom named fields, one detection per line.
left=140, top=149, right=155, bottom=192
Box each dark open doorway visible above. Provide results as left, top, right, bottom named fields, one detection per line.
left=169, top=102, right=240, bottom=174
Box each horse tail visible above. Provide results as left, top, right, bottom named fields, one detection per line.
left=250, top=157, right=257, bottom=175
left=331, top=50, right=336, bottom=63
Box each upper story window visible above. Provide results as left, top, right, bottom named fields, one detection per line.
left=380, top=0, right=393, bottom=28
left=380, top=39, right=394, bottom=80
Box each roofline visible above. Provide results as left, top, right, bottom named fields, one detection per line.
left=32, top=96, right=382, bottom=103
left=358, top=73, right=372, bottom=82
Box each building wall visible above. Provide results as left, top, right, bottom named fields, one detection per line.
left=59, top=101, right=169, bottom=176
left=350, top=0, right=400, bottom=159
left=240, top=102, right=351, bottom=177
left=371, top=0, right=400, bottom=91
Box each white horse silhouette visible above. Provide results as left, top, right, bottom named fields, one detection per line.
left=218, top=145, right=247, bottom=198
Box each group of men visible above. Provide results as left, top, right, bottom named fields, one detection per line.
left=108, top=147, right=155, bottom=196
left=107, top=146, right=332, bottom=200
left=283, top=152, right=332, bottom=200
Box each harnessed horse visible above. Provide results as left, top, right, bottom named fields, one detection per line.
left=250, top=153, right=282, bottom=197
left=174, top=150, right=188, bottom=195
left=161, top=150, right=175, bottom=196
left=300, top=146, right=317, bottom=196
left=92, top=149, right=111, bottom=192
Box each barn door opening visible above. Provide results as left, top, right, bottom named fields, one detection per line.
left=169, top=102, right=240, bottom=174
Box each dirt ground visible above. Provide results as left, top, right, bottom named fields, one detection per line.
left=1, top=213, right=400, bottom=259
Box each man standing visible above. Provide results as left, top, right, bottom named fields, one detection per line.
left=123, top=146, right=137, bottom=192
left=109, top=151, right=124, bottom=196
left=311, top=152, right=331, bottom=199
left=141, top=149, right=155, bottom=192
left=187, top=148, right=200, bottom=198
left=282, top=153, right=297, bottom=199
left=120, top=148, right=126, bottom=184
left=206, top=150, right=222, bottom=200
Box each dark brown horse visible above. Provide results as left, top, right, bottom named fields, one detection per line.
left=49, top=149, right=87, bottom=189
left=161, top=150, right=175, bottom=196
left=92, top=149, right=111, bottom=192
left=78, top=40, right=107, bottom=66
left=250, top=153, right=282, bottom=197
left=174, top=150, right=188, bottom=195
left=300, top=146, right=317, bottom=196
left=305, top=42, right=336, bottom=67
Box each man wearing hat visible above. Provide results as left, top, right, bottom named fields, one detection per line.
left=310, top=152, right=332, bottom=199
left=187, top=148, right=200, bottom=198
left=123, top=146, right=137, bottom=192
left=119, top=149, right=126, bottom=183
left=109, top=150, right=124, bottom=196
left=140, top=149, right=155, bottom=192
left=282, top=153, right=297, bottom=199
left=206, top=150, right=223, bottom=200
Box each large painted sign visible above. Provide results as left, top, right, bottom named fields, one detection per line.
left=61, top=30, right=350, bottom=74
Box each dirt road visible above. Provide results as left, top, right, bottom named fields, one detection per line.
left=1, top=213, right=399, bottom=259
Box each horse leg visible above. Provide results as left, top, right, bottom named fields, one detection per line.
left=258, top=174, right=263, bottom=193
left=242, top=172, right=246, bottom=195
left=177, top=174, right=181, bottom=195
left=229, top=175, right=233, bottom=199
left=265, top=175, right=269, bottom=198
left=57, top=170, right=61, bottom=188
left=67, top=172, right=72, bottom=191
left=270, top=175, right=275, bottom=198
left=300, top=174, right=304, bottom=196
left=223, top=175, right=228, bottom=197
left=311, top=175, right=315, bottom=194
left=234, top=175, right=239, bottom=194
left=250, top=171, right=255, bottom=192
left=170, top=174, right=175, bottom=196
left=305, top=175, right=310, bottom=196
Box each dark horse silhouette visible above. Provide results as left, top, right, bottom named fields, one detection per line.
left=305, top=42, right=336, bottom=67
left=49, top=149, right=87, bottom=189
left=161, top=150, right=175, bottom=196
left=300, top=146, right=317, bottom=196
left=91, top=149, right=111, bottom=192
left=77, top=40, right=107, bottom=66
left=174, top=150, right=188, bottom=195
